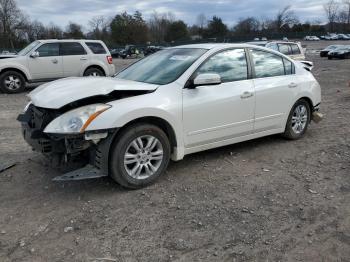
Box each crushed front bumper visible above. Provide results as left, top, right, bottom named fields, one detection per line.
left=17, top=104, right=117, bottom=179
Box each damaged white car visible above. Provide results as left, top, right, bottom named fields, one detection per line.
left=18, top=44, right=322, bottom=189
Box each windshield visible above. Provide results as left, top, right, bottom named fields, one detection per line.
left=335, top=46, right=350, bottom=51
left=17, top=41, right=41, bottom=56
left=116, top=48, right=207, bottom=85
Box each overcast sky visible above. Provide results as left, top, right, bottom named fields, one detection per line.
left=17, top=0, right=327, bottom=29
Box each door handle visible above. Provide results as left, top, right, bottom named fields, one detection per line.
left=241, top=91, right=254, bottom=99
left=288, top=82, right=298, bottom=88
left=80, top=57, right=88, bottom=61
left=52, top=59, right=58, bottom=64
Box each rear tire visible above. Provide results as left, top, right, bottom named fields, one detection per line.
left=83, top=67, right=104, bottom=77
left=109, top=123, right=171, bottom=189
left=0, top=71, right=26, bottom=94
left=282, top=99, right=311, bottom=140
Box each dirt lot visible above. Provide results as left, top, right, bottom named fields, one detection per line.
left=0, top=41, right=349, bottom=262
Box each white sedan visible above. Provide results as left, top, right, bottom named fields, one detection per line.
left=19, top=44, right=322, bottom=188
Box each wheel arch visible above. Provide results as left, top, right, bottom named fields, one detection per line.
left=0, top=67, right=28, bottom=82
left=113, top=116, right=178, bottom=152
left=83, top=65, right=106, bottom=76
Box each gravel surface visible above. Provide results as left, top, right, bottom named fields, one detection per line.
left=0, top=41, right=349, bottom=262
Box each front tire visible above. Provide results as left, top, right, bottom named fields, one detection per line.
left=110, top=123, right=171, bottom=189
left=0, top=71, right=26, bottom=94
left=283, top=99, right=311, bottom=140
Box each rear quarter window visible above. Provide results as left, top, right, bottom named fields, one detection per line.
left=251, top=49, right=285, bottom=78
left=85, top=42, right=107, bottom=54
left=283, top=58, right=294, bottom=75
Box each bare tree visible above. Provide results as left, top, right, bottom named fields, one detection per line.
left=0, top=0, right=26, bottom=48
left=343, top=0, right=350, bottom=28
left=196, top=13, right=207, bottom=29
left=148, top=11, right=174, bottom=43
left=324, top=0, right=339, bottom=31
left=88, top=15, right=110, bottom=40
left=274, top=5, right=299, bottom=31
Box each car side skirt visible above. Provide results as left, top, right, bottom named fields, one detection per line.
left=184, top=127, right=285, bottom=156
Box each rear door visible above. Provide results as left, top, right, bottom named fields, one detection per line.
left=249, top=49, right=300, bottom=132
left=60, top=42, right=89, bottom=77
left=28, top=43, right=63, bottom=80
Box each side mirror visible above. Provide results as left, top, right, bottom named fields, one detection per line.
left=30, top=51, right=39, bottom=58
left=193, top=73, right=221, bottom=87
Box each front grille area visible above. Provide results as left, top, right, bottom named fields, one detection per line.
left=18, top=105, right=63, bottom=154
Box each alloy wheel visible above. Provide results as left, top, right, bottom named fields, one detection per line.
left=4, top=75, right=22, bottom=91
left=291, top=104, right=308, bottom=134
left=123, top=135, right=164, bottom=179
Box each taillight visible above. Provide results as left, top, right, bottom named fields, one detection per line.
left=107, top=56, right=113, bottom=64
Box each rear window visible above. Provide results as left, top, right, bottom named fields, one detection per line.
left=291, top=44, right=301, bottom=55
left=60, top=42, right=87, bottom=56
left=278, top=44, right=292, bottom=55
left=85, top=42, right=107, bottom=54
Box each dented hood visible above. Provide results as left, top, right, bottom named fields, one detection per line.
left=29, top=77, right=159, bottom=109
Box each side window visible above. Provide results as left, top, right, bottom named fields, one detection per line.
left=266, top=43, right=279, bottom=51
left=60, top=42, right=87, bottom=56
left=283, top=58, right=294, bottom=75
left=278, top=44, right=292, bottom=55
left=291, top=44, right=301, bottom=54
left=197, top=49, right=248, bottom=82
left=85, top=42, right=107, bottom=54
left=36, top=43, right=59, bottom=57
left=251, top=49, right=285, bottom=78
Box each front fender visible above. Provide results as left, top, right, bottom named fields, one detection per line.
left=0, top=63, right=31, bottom=80
left=86, top=89, right=185, bottom=160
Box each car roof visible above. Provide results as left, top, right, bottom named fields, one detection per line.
left=38, top=39, right=104, bottom=43
left=170, top=43, right=293, bottom=59
left=173, top=43, right=267, bottom=50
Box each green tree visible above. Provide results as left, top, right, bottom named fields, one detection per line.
left=165, top=20, right=189, bottom=42
left=204, top=16, right=228, bottom=38
left=110, top=11, right=148, bottom=45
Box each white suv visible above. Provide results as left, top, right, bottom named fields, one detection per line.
left=0, top=39, right=115, bottom=93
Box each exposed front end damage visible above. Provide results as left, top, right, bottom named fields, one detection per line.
left=17, top=89, right=153, bottom=179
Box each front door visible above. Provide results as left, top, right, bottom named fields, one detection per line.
left=28, top=43, right=63, bottom=80
left=183, top=48, right=255, bottom=148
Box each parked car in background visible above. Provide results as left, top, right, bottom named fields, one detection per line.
left=0, top=39, right=115, bottom=93
left=264, top=41, right=306, bottom=60
left=0, top=52, right=17, bottom=59
left=18, top=43, right=322, bottom=188
left=328, top=45, right=350, bottom=59
left=337, top=34, right=350, bottom=40
left=261, top=37, right=268, bottom=41
left=120, top=45, right=140, bottom=59
left=320, top=45, right=343, bottom=57
left=143, top=46, right=166, bottom=56
left=328, top=34, right=339, bottom=40
left=304, top=36, right=320, bottom=41
left=110, top=48, right=123, bottom=58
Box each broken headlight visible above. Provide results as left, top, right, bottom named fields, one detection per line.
left=44, top=104, right=111, bottom=134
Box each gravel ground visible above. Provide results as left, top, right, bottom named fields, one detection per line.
left=0, top=41, right=349, bottom=262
